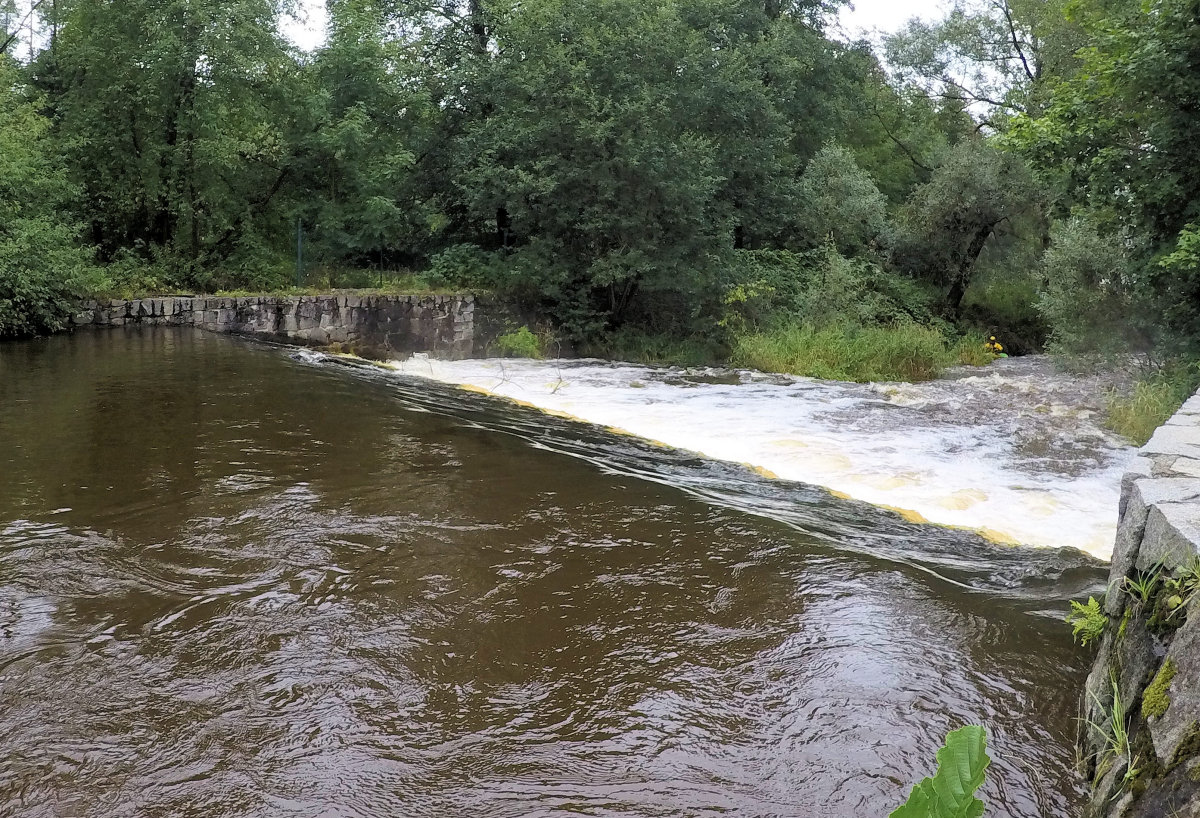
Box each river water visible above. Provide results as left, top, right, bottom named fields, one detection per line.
left=0, top=328, right=1106, bottom=817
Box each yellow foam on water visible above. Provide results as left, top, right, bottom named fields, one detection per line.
left=1024, top=496, right=1062, bottom=518
left=809, top=453, right=853, bottom=471
left=976, top=527, right=1020, bottom=545
left=851, top=473, right=920, bottom=491
left=772, top=439, right=810, bottom=449
left=881, top=505, right=930, bottom=524
left=933, top=489, right=988, bottom=511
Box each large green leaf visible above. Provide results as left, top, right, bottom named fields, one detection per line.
left=889, top=725, right=990, bottom=818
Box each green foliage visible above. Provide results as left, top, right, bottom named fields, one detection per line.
left=43, top=0, right=307, bottom=286
left=1106, top=365, right=1200, bottom=445
left=1037, top=216, right=1151, bottom=359
left=731, top=323, right=971, bottom=383
left=1086, top=678, right=1137, bottom=788
left=884, top=0, right=1084, bottom=122
left=1005, top=0, right=1200, bottom=356
left=1142, top=659, right=1176, bottom=720
left=586, top=329, right=726, bottom=368
left=893, top=141, right=1041, bottom=317
left=1066, top=596, right=1107, bottom=647
left=0, top=58, right=98, bottom=337
left=889, top=725, right=990, bottom=818
left=495, top=326, right=545, bottom=359
left=1124, top=568, right=1162, bottom=609
left=724, top=245, right=941, bottom=333
left=795, top=144, right=890, bottom=256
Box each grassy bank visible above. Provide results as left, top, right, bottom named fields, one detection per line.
left=730, top=324, right=993, bottom=383
left=1107, top=365, right=1200, bottom=444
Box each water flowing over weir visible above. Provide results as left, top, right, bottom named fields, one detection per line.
left=388, top=355, right=1137, bottom=559
left=0, top=329, right=1113, bottom=817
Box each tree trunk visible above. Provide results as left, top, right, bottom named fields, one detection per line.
left=946, top=222, right=997, bottom=317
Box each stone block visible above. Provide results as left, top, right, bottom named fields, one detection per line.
left=1172, top=458, right=1200, bottom=479
left=1138, top=503, right=1200, bottom=571
left=1177, top=394, right=1200, bottom=416
left=1145, top=425, right=1200, bottom=461
left=1151, top=616, right=1200, bottom=766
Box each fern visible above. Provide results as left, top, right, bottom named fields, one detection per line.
left=890, top=725, right=990, bottom=818
left=1067, top=597, right=1107, bottom=646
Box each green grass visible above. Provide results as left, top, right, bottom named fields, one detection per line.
left=1107, top=366, right=1200, bottom=445
left=730, top=323, right=993, bottom=383
left=585, top=329, right=728, bottom=368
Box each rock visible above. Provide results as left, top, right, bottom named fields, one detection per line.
left=1139, top=503, right=1200, bottom=572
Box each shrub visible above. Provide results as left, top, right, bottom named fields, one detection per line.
left=495, top=326, right=544, bottom=359
left=723, top=245, right=940, bottom=334
left=1038, top=216, right=1152, bottom=358
left=731, top=323, right=963, bottom=382
left=795, top=144, right=891, bottom=256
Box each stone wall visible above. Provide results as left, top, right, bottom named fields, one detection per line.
left=1083, top=391, right=1200, bottom=817
left=72, top=294, right=475, bottom=359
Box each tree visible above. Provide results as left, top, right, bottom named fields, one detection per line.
left=0, top=56, right=96, bottom=337
left=893, top=140, right=1039, bottom=316
left=43, top=0, right=307, bottom=288
left=796, top=144, right=890, bottom=255
left=885, top=0, right=1084, bottom=126
left=1006, top=0, right=1200, bottom=354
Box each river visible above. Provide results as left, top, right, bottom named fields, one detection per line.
left=0, top=328, right=1106, bottom=816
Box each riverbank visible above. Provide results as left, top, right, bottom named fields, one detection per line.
left=1079, top=390, right=1200, bottom=817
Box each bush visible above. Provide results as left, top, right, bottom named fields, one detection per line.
left=495, top=326, right=545, bottom=358
left=1038, top=216, right=1152, bottom=358
left=585, top=327, right=726, bottom=367
left=795, top=144, right=891, bottom=256
left=731, top=322, right=966, bottom=382
left=723, top=245, right=940, bottom=334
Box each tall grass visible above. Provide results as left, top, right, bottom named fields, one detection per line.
left=731, top=323, right=990, bottom=382
left=586, top=329, right=727, bottom=367
left=1107, top=366, right=1200, bottom=445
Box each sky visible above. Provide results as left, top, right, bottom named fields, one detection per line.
left=838, top=0, right=946, bottom=39
left=280, top=0, right=949, bottom=53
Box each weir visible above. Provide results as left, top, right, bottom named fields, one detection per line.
left=72, top=293, right=476, bottom=358
left=1082, top=390, right=1200, bottom=817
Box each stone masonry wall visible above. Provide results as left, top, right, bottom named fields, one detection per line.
left=72, top=294, right=475, bottom=359
left=1082, top=391, right=1200, bottom=817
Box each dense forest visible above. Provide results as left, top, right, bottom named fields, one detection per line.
left=2, top=0, right=1199, bottom=404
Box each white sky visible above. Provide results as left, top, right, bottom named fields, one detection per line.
left=838, top=0, right=946, bottom=40
left=280, top=0, right=948, bottom=53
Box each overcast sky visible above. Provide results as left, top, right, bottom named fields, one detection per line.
left=280, top=0, right=949, bottom=52
left=838, top=0, right=945, bottom=39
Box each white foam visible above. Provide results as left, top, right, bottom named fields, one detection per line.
left=391, top=357, right=1135, bottom=559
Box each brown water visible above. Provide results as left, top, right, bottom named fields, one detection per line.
left=0, top=328, right=1103, bottom=817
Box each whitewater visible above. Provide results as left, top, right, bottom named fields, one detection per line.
left=390, top=354, right=1136, bottom=559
